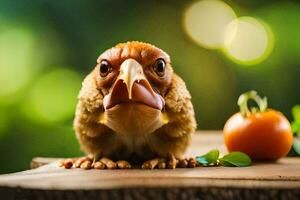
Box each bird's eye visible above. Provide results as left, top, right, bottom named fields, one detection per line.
left=99, top=60, right=111, bottom=77
left=154, top=58, right=166, bottom=77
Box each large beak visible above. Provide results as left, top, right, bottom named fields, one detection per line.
left=118, top=58, right=150, bottom=99
left=103, top=59, right=165, bottom=110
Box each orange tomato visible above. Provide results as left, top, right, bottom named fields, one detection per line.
left=223, top=91, right=293, bottom=160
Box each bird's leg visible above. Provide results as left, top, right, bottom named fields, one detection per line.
left=91, top=153, right=105, bottom=169
left=167, top=154, right=178, bottom=169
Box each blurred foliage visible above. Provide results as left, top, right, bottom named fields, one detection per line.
left=292, top=105, right=300, bottom=155
left=0, top=0, right=300, bottom=173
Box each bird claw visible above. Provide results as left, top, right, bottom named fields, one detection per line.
left=142, top=157, right=178, bottom=169
left=142, top=158, right=166, bottom=169
left=142, top=157, right=197, bottom=169
left=116, top=160, right=132, bottom=169
left=60, top=157, right=132, bottom=170
left=60, top=156, right=196, bottom=170
left=74, top=157, right=92, bottom=169
left=167, top=155, right=178, bottom=169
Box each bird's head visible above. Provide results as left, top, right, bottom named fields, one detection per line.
left=94, top=41, right=173, bottom=134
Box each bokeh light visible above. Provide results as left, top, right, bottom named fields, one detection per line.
left=223, top=17, right=274, bottom=65
left=0, top=25, right=36, bottom=103
left=183, top=0, right=236, bottom=49
left=22, top=68, right=82, bottom=123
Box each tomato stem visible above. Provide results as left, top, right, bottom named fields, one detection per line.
left=238, top=90, right=268, bottom=117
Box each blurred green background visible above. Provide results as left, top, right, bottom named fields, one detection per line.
left=0, top=0, right=300, bottom=173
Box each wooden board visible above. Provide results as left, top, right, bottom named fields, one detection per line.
left=0, top=131, right=300, bottom=200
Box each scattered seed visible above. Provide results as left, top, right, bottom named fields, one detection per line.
left=60, top=159, right=73, bottom=169
left=188, top=158, right=197, bottom=168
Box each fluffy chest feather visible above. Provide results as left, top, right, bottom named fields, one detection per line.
left=99, top=103, right=168, bottom=156
left=118, top=133, right=149, bottom=155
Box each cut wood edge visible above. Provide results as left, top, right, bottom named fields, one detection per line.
left=1, top=175, right=300, bottom=190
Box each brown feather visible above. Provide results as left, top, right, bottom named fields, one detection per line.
left=73, top=42, right=196, bottom=160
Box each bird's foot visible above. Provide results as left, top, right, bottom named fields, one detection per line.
left=60, top=156, right=196, bottom=170
left=74, top=157, right=93, bottom=169
left=141, top=157, right=198, bottom=169
left=60, top=156, right=131, bottom=170
left=93, top=157, right=131, bottom=169
left=142, top=158, right=167, bottom=169
left=141, top=156, right=178, bottom=169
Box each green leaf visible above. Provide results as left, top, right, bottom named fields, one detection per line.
left=219, top=152, right=252, bottom=167
left=218, top=159, right=235, bottom=167
left=292, top=105, right=300, bottom=123
left=292, top=122, right=300, bottom=136
left=293, top=137, right=300, bottom=156
left=196, top=149, right=219, bottom=166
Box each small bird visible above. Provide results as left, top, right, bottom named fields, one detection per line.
left=73, top=41, right=196, bottom=169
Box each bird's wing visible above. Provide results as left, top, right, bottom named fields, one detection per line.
left=73, top=71, right=113, bottom=155
left=161, top=73, right=197, bottom=137
left=148, top=73, right=197, bottom=158
left=165, top=73, right=192, bottom=113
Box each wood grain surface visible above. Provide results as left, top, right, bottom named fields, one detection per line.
left=0, top=131, right=300, bottom=200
